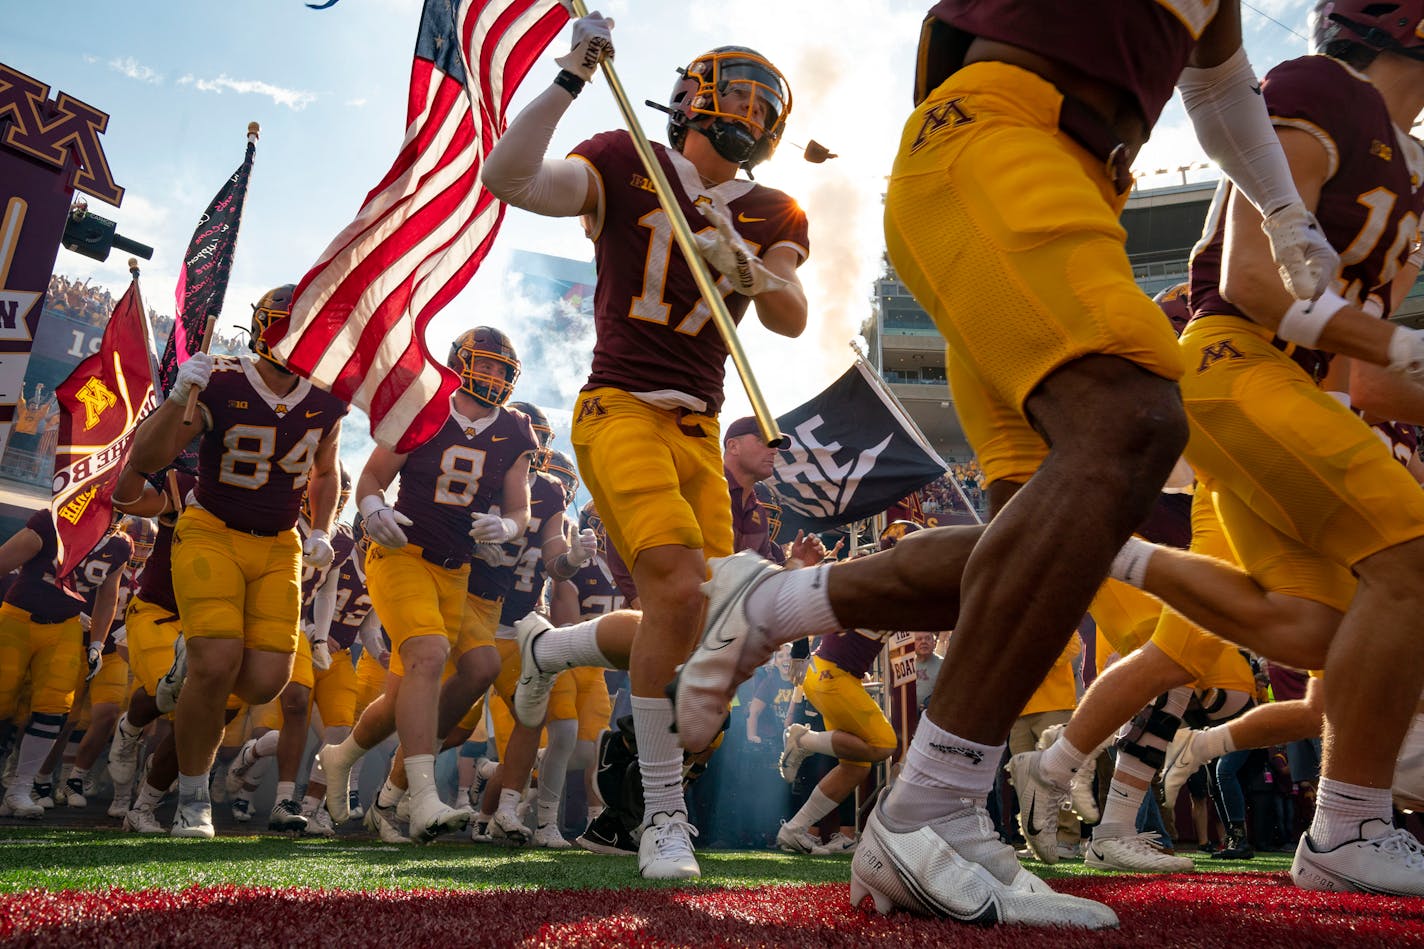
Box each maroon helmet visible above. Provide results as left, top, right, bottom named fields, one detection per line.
left=251, top=284, right=296, bottom=367
left=508, top=400, right=553, bottom=470
left=1152, top=282, right=1192, bottom=338
left=1312, top=1, right=1424, bottom=57
left=878, top=519, right=923, bottom=551
left=447, top=327, right=520, bottom=407
left=665, top=46, right=792, bottom=172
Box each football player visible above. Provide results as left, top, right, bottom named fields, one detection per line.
left=673, top=0, right=1340, bottom=927
left=484, top=15, right=810, bottom=880
left=317, top=327, right=536, bottom=843
left=126, top=284, right=347, bottom=838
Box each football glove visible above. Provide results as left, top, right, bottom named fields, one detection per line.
left=1260, top=202, right=1340, bottom=301
left=469, top=512, right=519, bottom=544
left=1388, top=326, right=1424, bottom=384
left=86, top=641, right=102, bottom=681
left=171, top=351, right=214, bottom=403
left=311, top=637, right=332, bottom=672
left=359, top=495, right=412, bottom=548
left=555, top=11, right=614, bottom=82
left=566, top=527, right=598, bottom=568
left=694, top=200, right=789, bottom=297
left=302, top=528, right=335, bottom=569
left=473, top=543, right=505, bottom=568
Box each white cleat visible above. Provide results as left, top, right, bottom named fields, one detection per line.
left=3, top=787, right=42, bottom=819
left=155, top=634, right=188, bottom=714
left=533, top=823, right=573, bottom=849
left=673, top=551, right=782, bottom=753
left=107, top=714, right=144, bottom=788
left=269, top=798, right=309, bottom=834
left=64, top=778, right=87, bottom=809
left=1085, top=832, right=1194, bottom=873
left=123, top=804, right=165, bottom=835
left=849, top=797, right=1118, bottom=928
left=490, top=808, right=530, bottom=846
left=777, top=823, right=821, bottom=854
left=107, top=786, right=132, bottom=820
left=1292, top=819, right=1424, bottom=896
left=231, top=796, right=253, bottom=823
left=303, top=806, right=337, bottom=838
left=1161, top=728, right=1204, bottom=812
left=171, top=794, right=215, bottom=839
left=225, top=738, right=259, bottom=796
left=639, top=811, right=700, bottom=880
left=1005, top=750, right=1070, bottom=865
left=363, top=802, right=410, bottom=844
left=32, top=783, right=54, bottom=809
left=813, top=832, right=859, bottom=855
left=779, top=723, right=812, bottom=784
left=1037, top=723, right=1101, bottom=823
left=317, top=744, right=354, bottom=823
left=409, top=795, right=472, bottom=844
left=512, top=612, right=558, bottom=729
left=347, top=791, right=364, bottom=823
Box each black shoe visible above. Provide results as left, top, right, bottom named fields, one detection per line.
left=1211, top=823, right=1254, bottom=860
left=269, top=798, right=309, bottom=833
left=576, top=809, right=637, bottom=855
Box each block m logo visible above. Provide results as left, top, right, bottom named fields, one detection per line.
left=0, top=64, right=123, bottom=205
left=1196, top=339, right=1244, bottom=373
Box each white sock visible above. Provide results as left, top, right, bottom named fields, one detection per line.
left=177, top=771, right=209, bottom=802
left=1109, top=537, right=1156, bottom=588
left=1195, top=723, right=1236, bottom=761
left=883, top=713, right=1003, bottom=825
left=497, top=787, right=521, bottom=816
left=788, top=787, right=839, bottom=832
left=377, top=778, right=404, bottom=808
left=1039, top=732, right=1090, bottom=787
left=253, top=729, right=280, bottom=759
left=532, top=618, right=612, bottom=672
left=116, top=714, right=141, bottom=741
left=1311, top=778, right=1392, bottom=849
left=135, top=779, right=164, bottom=809
left=327, top=731, right=369, bottom=769
left=800, top=730, right=837, bottom=757
left=405, top=754, right=437, bottom=800
left=70, top=765, right=89, bottom=782
left=744, top=564, right=839, bottom=647
left=275, top=781, right=296, bottom=803
left=1096, top=775, right=1149, bottom=839
left=537, top=719, right=577, bottom=811
left=631, top=695, right=685, bottom=820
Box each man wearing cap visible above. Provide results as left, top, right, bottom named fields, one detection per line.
left=722, top=416, right=792, bottom=566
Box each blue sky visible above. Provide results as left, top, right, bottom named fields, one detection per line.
left=5, top=0, right=1314, bottom=463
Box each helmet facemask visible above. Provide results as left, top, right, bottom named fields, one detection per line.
left=667, top=47, right=792, bottom=173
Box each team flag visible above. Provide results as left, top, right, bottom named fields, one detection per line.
left=271, top=0, right=570, bottom=452
left=159, top=129, right=257, bottom=395
left=51, top=274, right=159, bottom=576
left=768, top=357, right=948, bottom=536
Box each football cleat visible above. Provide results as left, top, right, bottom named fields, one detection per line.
left=269, top=798, right=309, bottom=834
left=317, top=744, right=354, bottom=823
left=491, top=808, right=530, bottom=846
left=639, top=811, right=700, bottom=880
left=1293, top=819, right=1424, bottom=896
left=64, top=777, right=86, bottom=809
left=364, top=801, right=411, bottom=844
left=231, top=796, right=253, bottom=823
left=107, top=786, right=132, bottom=820
left=409, top=795, right=472, bottom=844
left=123, top=804, right=165, bottom=835
left=1161, top=728, right=1203, bottom=811
left=155, top=635, right=188, bottom=714
left=1037, top=723, right=1099, bottom=823
left=779, top=723, right=812, bottom=784
left=776, top=823, right=820, bottom=854
left=107, top=714, right=144, bottom=788
left=303, top=806, right=337, bottom=838
left=171, top=793, right=215, bottom=839
left=394, top=791, right=411, bottom=824
left=849, top=797, right=1118, bottom=928
left=1085, top=832, right=1194, bottom=873
left=469, top=818, right=493, bottom=844
left=813, top=832, right=859, bottom=855
left=534, top=823, right=573, bottom=849
left=512, top=612, right=558, bottom=729
left=1005, top=750, right=1070, bottom=865
left=348, top=790, right=364, bottom=823
left=576, top=809, right=637, bottom=855
left=32, top=782, right=54, bottom=809
left=3, top=787, right=42, bottom=819
left=673, top=551, right=782, bottom=753
left=225, top=738, right=259, bottom=796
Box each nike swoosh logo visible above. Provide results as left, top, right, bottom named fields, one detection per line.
left=491, top=435, right=508, bottom=442
left=737, top=213, right=766, bottom=223
left=1249, top=84, right=1262, bottom=95
left=1023, top=789, right=1043, bottom=837
left=305, top=410, right=321, bottom=418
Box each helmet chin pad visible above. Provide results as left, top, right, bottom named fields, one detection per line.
left=701, top=118, right=759, bottom=165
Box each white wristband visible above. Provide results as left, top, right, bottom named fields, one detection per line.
left=1276, top=289, right=1349, bottom=348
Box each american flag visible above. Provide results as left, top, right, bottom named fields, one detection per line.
left=270, top=0, right=569, bottom=453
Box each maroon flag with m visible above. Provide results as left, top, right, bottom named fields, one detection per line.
left=271, top=0, right=569, bottom=452
left=51, top=275, right=159, bottom=576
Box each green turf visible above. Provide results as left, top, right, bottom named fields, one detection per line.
left=0, top=827, right=1293, bottom=894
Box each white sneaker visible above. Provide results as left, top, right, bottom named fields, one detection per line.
left=513, top=612, right=559, bottom=729
left=107, top=785, right=132, bottom=820
left=1394, top=720, right=1424, bottom=812
left=534, top=823, right=573, bottom=849
left=777, top=823, right=820, bottom=854
left=231, top=795, right=253, bottom=823
left=1292, top=819, right=1424, bottom=896
left=225, top=738, right=259, bottom=796
left=1085, top=832, right=1194, bottom=873
left=347, top=790, right=364, bottom=822
left=674, top=551, right=781, bottom=753
left=491, top=808, right=530, bottom=845
left=269, top=798, right=309, bottom=834
left=779, top=723, right=811, bottom=784
left=171, top=793, right=215, bottom=838
left=317, top=744, right=354, bottom=823
left=469, top=818, right=493, bottom=843
left=65, top=777, right=86, bottom=809
left=1005, top=750, right=1070, bottom=865
left=32, top=783, right=54, bottom=808
left=3, top=786, right=42, bottom=819
left=123, top=804, right=165, bottom=835
left=394, top=790, right=411, bottom=824
left=107, top=714, right=143, bottom=788
left=155, top=634, right=188, bottom=714
left=409, top=794, right=472, bottom=844
left=1161, top=729, right=1203, bottom=812
left=849, top=797, right=1118, bottom=928
left=1037, top=723, right=1102, bottom=823
left=813, top=832, right=859, bottom=855
left=364, top=801, right=410, bottom=844
left=639, top=811, right=700, bottom=880
left=304, top=806, right=337, bottom=838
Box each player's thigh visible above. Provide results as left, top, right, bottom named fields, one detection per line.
left=242, top=532, right=302, bottom=654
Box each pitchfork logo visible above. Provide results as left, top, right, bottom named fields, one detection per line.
left=774, top=414, right=892, bottom=520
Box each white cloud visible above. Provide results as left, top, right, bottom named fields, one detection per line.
left=345, top=97, right=368, bottom=108
left=177, top=73, right=318, bottom=111
left=82, top=54, right=98, bottom=64
left=110, top=56, right=162, bottom=84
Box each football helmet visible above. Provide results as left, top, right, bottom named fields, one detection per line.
left=448, top=327, right=520, bottom=407
left=123, top=516, right=158, bottom=569
left=578, top=499, right=606, bottom=554
left=1312, top=1, right=1424, bottom=58
left=665, top=46, right=792, bottom=172
left=546, top=449, right=580, bottom=505
left=251, top=284, right=296, bottom=368
left=878, top=519, right=922, bottom=551
left=754, top=481, right=783, bottom=544
left=508, top=400, right=553, bottom=470
left=1152, top=282, right=1191, bottom=338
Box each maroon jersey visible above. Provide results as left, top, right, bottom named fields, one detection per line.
left=328, top=551, right=374, bottom=651
left=1191, top=56, right=1424, bottom=350
left=395, top=406, right=538, bottom=566
left=133, top=472, right=195, bottom=615
left=815, top=627, right=891, bottom=679
left=928, top=1, right=1214, bottom=129
left=498, top=473, right=568, bottom=626
left=69, top=533, right=133, bottom=614
left=728, top=471, right=784, bottom=565
left=301, top=524, right=355, bottom=605
left=4, top=511, right=86, bottom=621
left=570, top=131, right=809, bottom=412
left=572, top=554, right=626, bottom=617
left=1373, top=419, right=1420, bottom=468
left=195, top=357, right=346, bottom=534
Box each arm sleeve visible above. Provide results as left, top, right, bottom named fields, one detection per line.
left=481, top=84, right=592, bottom=216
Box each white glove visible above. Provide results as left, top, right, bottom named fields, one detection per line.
left=567, top=527, right=597, bottom=568
left=694, top=200, right=789, bottom=297
left=171, top=351, right=214, bottom=402
left=1387, top=326, right=1424, bottom=383
left=86, top=641, right=102, bottom=681
left=555, top=11, right=614, bottom=82
left=302, top=528, right=335, bottom=569
left=78, top=613, right=92, bottom=633
left=469, top=512, right=519, bottom=544
left=473, top=542, right=505, bottom=568
left=1260, top=203, right=1340, bottom=301
left=311, top=637, right=332, bottom=672
left=359, top=494, right=412, bottom=548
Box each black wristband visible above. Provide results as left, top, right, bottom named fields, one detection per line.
left=554, top=69, right=585, bottom=98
